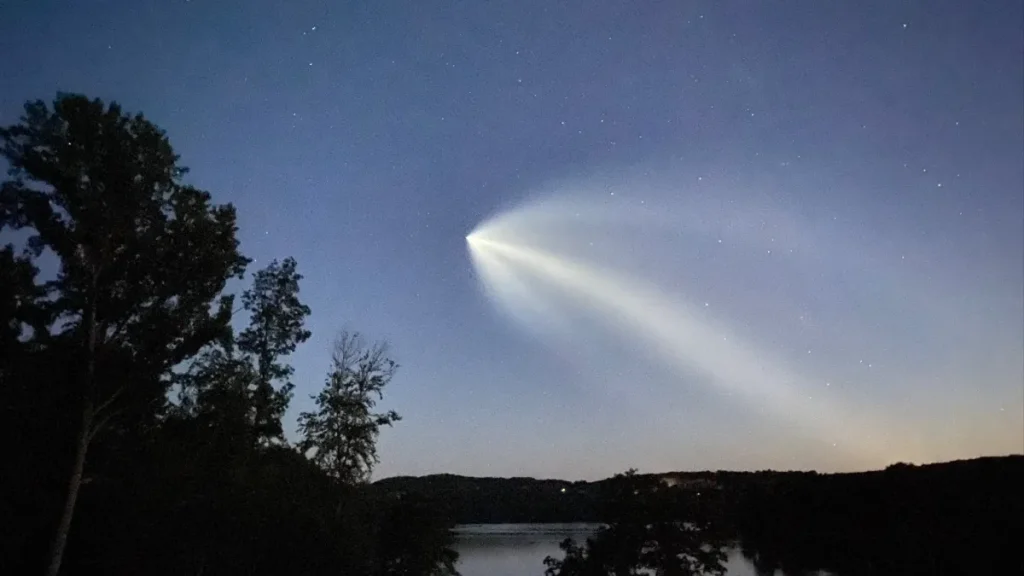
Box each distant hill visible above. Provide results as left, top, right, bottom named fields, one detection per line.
left=374, top=473, right=601, bottom=523
left=374, top=455, right=1024, bottom=526
left=376, top=456, right=1024, bottom=573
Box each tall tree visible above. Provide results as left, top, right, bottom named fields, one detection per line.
left=298, top=331, right=401, bottom=484
left=237, top=257, right=311, bottom=443
left=179, top=257, right=311, bottom=447
left=544, top=470, right=727, bottom=576
left=0, top=94, right=248, bottom=576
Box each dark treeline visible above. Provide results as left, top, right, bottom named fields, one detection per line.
left=734, top=456, right=1024, bottom=575
left=376, top=475, right=603, bottom=524
left=379, top=456, right=1024, bottom=575
left=1, top=94, right=458, bottom=576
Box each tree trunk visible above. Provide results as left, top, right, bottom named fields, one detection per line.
left=43, top=401, right=93, bottom=576
left=44, top=273, right=99, bottom=576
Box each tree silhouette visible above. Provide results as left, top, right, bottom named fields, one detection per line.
left=376, top=494, right=461, bottom=576
left=237, top=257, right=312, bottom=443
left=178, top=257, right=311, bottom=447
left=1, top=92, right=462, bottom=576
left=0, top=93, right=247, bottom=576
left=544, top=470, right=726, bottom=576
left=0, top=245, right=44, bottom=363
left=299, top=331, right=401, bottom=484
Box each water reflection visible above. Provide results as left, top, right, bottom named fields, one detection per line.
left=453, top=524, right=826, bottom=576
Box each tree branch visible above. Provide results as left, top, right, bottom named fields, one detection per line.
left=93, top=386, right=125, bottom=419
left=87, top=406, right=123, bottom=444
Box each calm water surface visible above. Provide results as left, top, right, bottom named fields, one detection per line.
left=453, top=523, right=803, bottom=576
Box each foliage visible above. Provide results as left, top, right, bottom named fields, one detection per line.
left=177, top=257, right=311, bottom=447
left=299, top=331, right=401, bottom=484
left=543, top=470, right=726, bottom=576
left=0, top=93, right=248, bottom=371
left=0, top=93, right=458, bottom=576
left=0, top=244, right=44, bottom=364
left=734, top=457, right=1024, bottom=575
left=376, top=494, right=461, bottom=576
left=1, top=93, right=248, bottom=576
left=237, top=257, right=312, bottom=442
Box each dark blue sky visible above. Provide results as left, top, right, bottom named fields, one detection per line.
left=2, top=0, right=1021, bottom=479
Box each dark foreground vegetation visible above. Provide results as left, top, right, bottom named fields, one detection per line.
left=380, top=455, right=1024, bottom=575
left=2, top=93, right=1020, bottom=576
left=1, top=94, right=457, bottom=576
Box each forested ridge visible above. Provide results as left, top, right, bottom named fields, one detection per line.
left=379, top=456, right=1024, bottom=574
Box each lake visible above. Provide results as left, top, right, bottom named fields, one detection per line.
left=453, top=523, right=823, bottom=576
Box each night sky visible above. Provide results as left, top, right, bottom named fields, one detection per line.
left=2, top=0, right=1021, bottom=480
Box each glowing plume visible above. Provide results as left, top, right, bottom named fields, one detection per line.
left=466, top=191, right=911, bottom=468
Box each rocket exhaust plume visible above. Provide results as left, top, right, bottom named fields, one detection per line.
left=466, top=183, right=917, bottom=468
